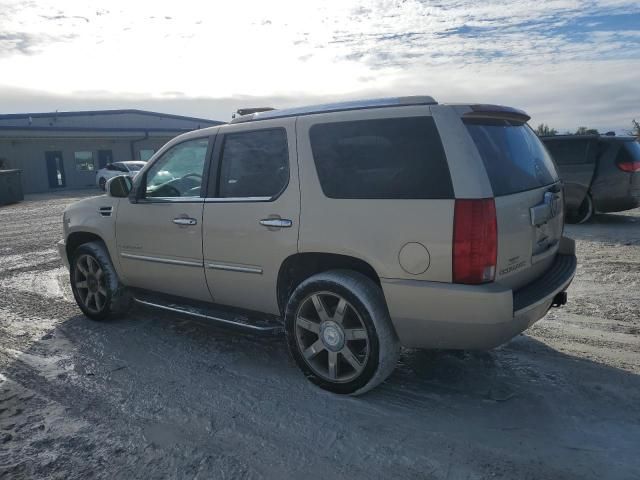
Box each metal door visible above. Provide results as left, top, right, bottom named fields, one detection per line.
left=45, top=151, right=65, bottom=188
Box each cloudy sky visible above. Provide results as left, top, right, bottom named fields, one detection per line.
left=1, top=0, right=639, bottom=132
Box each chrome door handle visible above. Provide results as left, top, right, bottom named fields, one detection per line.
left=173, top=217, right=197, bottom=226
left=259, top=218, right=292, bottom=228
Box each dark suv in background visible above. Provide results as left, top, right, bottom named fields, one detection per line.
left=541, top=135, right=640, bottom=223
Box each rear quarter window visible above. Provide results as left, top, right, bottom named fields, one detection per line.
left=309, top=116, right=453, bottom=199
left=543, top=139, right=592, bottom=165
left=464, top=119, right=559, bottom=196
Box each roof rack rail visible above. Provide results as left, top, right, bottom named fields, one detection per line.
left=230, top=95, right=437, bottom=124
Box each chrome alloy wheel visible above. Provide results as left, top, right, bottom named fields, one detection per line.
left=294, top=292, right=370, bottom=383
left=74, top=254, right=107, bottom=314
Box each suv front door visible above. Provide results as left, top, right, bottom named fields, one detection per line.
left=202, top=119, right=299, bottom=314
left=116, top=135, right=213, bottom=301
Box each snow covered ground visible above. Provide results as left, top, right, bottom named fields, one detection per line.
left=0, top=191, right=638, bottom=479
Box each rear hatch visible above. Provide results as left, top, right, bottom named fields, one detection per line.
left=464, top=115, right=563, bottom=290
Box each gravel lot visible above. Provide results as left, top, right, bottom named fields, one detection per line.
left=1, top=190, right=639, bottom=479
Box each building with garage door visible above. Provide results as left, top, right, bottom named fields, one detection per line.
left=0, top=110, right=223, bottom=194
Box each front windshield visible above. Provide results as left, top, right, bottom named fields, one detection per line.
left=127, top=163, right=144, bottom=171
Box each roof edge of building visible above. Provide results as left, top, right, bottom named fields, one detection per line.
left=0, top=109, right=223, bottom=125
left=0, top=126, right=210, bottom=133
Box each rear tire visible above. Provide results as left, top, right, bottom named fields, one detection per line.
left=70, top=241, right=132, bottom=320
left=566, top=194, right=593, bottom=224
left=285, top=270, right=400, bottom=395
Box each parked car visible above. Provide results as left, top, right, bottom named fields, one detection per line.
left=58, top=96, right=576, bottom=395
left=541, top=135, right=640, bottom=223
left=96, top=161, right=146, bottom=190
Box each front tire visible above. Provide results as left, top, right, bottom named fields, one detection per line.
left=70, top=241, right=132, bottom=320
left=285, top=270, right=400, bottom=395
left=99, top=177, right=107, bottom=191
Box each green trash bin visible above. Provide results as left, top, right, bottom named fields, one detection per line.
left=0, top=169, right=24, bottom=205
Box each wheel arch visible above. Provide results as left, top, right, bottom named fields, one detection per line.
left=276, top=252, right=381, bottom=315
left=66, top=231, right=106, bottom=263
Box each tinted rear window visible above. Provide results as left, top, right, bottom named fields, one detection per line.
left=309, top=117, right=453, bottom=199
left=465, top=119, right=559, bottom=196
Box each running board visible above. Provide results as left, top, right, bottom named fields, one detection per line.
left=132, top=293, right=284, bottom=335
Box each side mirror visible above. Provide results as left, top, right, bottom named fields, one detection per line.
left=107, top=175, right=133, bottom=198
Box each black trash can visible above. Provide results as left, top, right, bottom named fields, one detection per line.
left=0, top=169, right=24, bottom=205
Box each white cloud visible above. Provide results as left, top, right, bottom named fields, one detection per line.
left=0, top=0, right=638, bottom=131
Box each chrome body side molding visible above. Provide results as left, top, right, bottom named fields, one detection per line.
left=204, top=197, right=271, bottom=203
left=206, top=262, right=263, bottom=274
left=120, top=252, right=203, bottom=267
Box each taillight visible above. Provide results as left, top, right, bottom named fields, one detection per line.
left=453, top=198, right=497, bottom=284
left=617, top=161, right=640, bottom=172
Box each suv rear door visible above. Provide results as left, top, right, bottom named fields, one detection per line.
left=201, top=118, right=299, bottom=315
left=462, top=114, right=563, bottom=290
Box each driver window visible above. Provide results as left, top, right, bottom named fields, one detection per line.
left=144, top=138, right=209, bottom=198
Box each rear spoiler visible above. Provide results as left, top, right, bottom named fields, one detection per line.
left=463, top=104, right=531, bottom=124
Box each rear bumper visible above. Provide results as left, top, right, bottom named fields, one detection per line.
left=381, top=237, right=577, bottom=350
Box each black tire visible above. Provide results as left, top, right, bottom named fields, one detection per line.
left=70, top=241, right=132, bottom=321
left=99, top=177, right=107, bottom=191
left=566, top=194, right=593, bottom=224
left=285, top=270, right=400, bottom=395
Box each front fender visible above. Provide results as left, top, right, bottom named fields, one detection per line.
left=63, top=195, right=123, bottom=276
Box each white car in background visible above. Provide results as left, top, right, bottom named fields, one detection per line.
left=96, top=161, right=146, bottom=190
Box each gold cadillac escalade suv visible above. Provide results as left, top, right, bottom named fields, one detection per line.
left=58, top=96, right=577, bottom=395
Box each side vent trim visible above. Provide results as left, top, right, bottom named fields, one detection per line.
left=98, top=206, right=113, bottom=217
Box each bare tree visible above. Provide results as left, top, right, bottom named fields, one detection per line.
left=575, top=126, right=599, bottom=135
left=629, top=119, right=640, bottom=139
left=535, top=124, right=558, bottom=136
